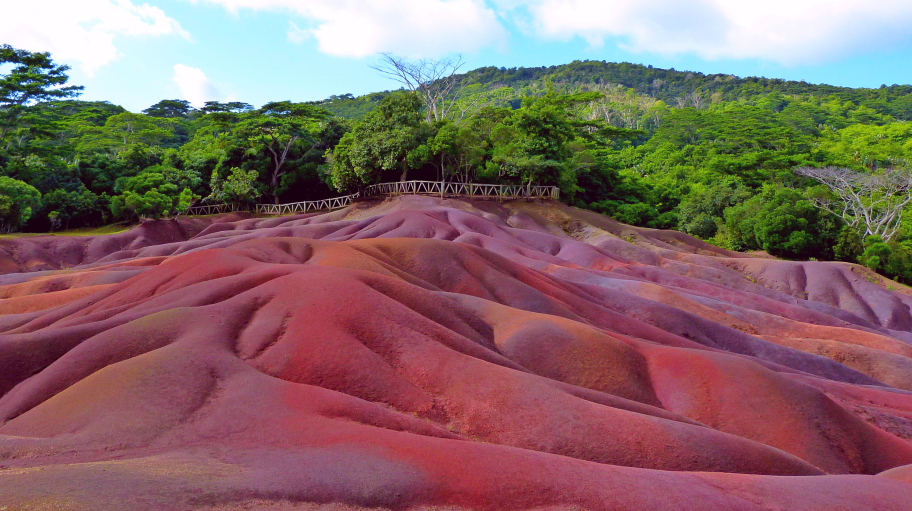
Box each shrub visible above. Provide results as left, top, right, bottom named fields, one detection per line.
left=859, top=235, right=892, bottom=271
left=110, top=172, right=194, bottom=220
left=833, top=226, right=864, bottom=262
left=0, top=176, right=41, bottom=233
left=677, top=178, right=751, bottom=239
left=723, top=185, right=837, bottom=259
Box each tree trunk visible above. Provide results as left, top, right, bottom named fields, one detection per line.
left=272, top=173, right=280, bottom=205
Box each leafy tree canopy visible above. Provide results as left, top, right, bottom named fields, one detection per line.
left=0, top=176, right=41, bottom=232
left=143, top=99, right=195, bottom=118
left=1, top=45, right=83, bottom=139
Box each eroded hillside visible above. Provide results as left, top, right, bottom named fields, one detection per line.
left=2, top=197, right=912, bottom=510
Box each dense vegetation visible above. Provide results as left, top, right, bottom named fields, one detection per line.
left=3, top=47, right=912, bottom=281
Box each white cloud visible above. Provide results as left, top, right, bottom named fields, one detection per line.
left=1, top=0, right=189, bottom=75
left=508, top=0, right=912, bottom=65
left=173, top=64, right=223, bottom=107
left=286, top=21, right=310, bottom=44
left=188, top=0, right=507, bottom=58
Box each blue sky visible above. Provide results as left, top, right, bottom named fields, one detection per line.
left=5, top=0, right=912, bottom=112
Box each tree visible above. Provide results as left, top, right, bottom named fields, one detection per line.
left=677, top=178, right=751, bottom=239
left=372, top=53, right=465, bottom=123
left=237, top=101, right=327, bottom=203
left=796, top=166, right=912, bottom=241
left=833, top=226, right=863, bottom=262
left=76, top=112, right=171, bottom=156
left=482, top=89, right=608, bottom=191
left=110, top=172, right=193, bottom=220
left=201, top=101, right=254, bottom=114
left=428, top=120, right=485, bottom=182
left=0, top=45, right=83, bottom=139
left=143, top=99, right=195, bottom=118
left=859, top=235, right=892, bottom=271
left=206, top=167, right=260, bottom=205
left=819, top=123, right=912, bottom=169
left=0, top=176, right=41, bottom=233
left=723, top=185, right=837, bottom=259
left=329, top=93, right=431, bottom=191
left=39, top=188, right=107, bottom=231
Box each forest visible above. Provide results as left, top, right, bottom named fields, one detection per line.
left=3, top=46, right=912, bottom=281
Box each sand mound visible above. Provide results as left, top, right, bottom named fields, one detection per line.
left=3, top=196, right=912, bottom=510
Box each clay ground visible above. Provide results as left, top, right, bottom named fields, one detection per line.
left=3, top=196, right=912, bottom=510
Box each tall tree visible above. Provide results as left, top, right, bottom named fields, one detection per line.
left=0, top=45, right=83, bottom=139
left=329, top=93, right=431, bottom=191
left=796, top=166, right=912, bottom=241
left=484, top=89, right=609, bottom=190
left=143, top=99, right=195, bottom=118
left=237, top=101, right=328, bottom=203
left=75, top=112, right=171, bottom=156
left=372, top=53, right=465, bottom=123
left=201, top=101, right=254, bottom=114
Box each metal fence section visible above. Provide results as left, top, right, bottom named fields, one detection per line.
left=186, top=181, right=560, bottom=217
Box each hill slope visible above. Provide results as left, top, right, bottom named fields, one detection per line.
left=319, top=60, right=912, bottom=120
left=2, top=197, right=912, bottom=509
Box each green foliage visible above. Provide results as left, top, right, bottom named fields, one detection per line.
left=722, top=186, right=837, bottom=259
left=833, top=226, right=864, bottom=262
left=143, top=99, right=195, bottom=118
left=818, top=123, right=912, bottom=169
left=201, top=101, right=254, bottom=114
left=884, top=242, right=912, bottom=284
left=859, top=236, right=893, bottom=271
left=851, top=235, right=912, bottom=284
left=235, top=101, right=328, bottom=201
left=330, top=92, right=431, bottom=191
left=207, top=167, right=260, bottom=205
left=588, top=200, right=675, bottom=229
left=110, top=172, right=194, bottom=220
left=486, top=89, right=604, bottom=189
left=677, top=178, right=752, bottom=239
left=0, top=176, right=41, bottom=232
left=315, top=92, right=392, bottom=119
left=319, top=61, right=912, bottom=128
left=37, top=188, right=107, bottom=231
left=75, top=112, right=172, bottom=155
left=1, top=45, right=83, bottom=139
left=428, top=119, right=485, bottom=182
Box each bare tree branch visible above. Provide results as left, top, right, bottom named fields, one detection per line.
left=796, top=166, right=912, bottom=241
left=371, top=53, right=465, bottom=123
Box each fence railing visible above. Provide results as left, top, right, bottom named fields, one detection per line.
left=186, top=180, right=560, bottom=217
left=363, top=181, right=559, bottom=200
left=185, top=203, right=250, bottom=216
left=255, top=194, right=361, bottom=216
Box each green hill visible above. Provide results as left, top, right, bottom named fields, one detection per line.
left=319, top=60, right=912, bottom=121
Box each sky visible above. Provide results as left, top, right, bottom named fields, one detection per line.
left=4, top=0, right=912, bottom=112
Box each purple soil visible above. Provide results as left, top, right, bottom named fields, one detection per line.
left=2, top=196, right=912, bottom=510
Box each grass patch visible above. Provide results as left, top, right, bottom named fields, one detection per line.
left=0, top=223, right=132, bottom=239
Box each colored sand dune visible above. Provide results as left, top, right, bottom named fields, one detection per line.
left=2, top=196, right=912, bottom=510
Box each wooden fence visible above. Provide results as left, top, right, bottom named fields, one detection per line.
left=186, top=181, right=560, bottom=217
left=255, top=194, right=360, bottom=216
left=184, top=203, right=250, bottom=216
left=363, top=181, right=559, bottom=200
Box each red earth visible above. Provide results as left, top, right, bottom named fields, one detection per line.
left=2, top=196, right=912, bottom=510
